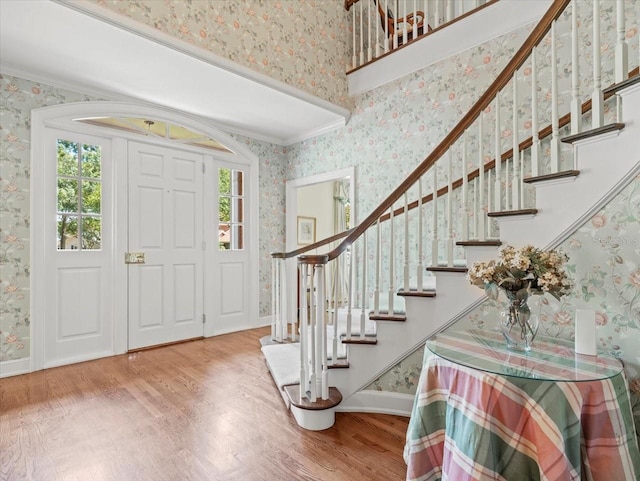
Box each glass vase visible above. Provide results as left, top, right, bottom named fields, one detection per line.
left=500, top=292, right=539, bottom=352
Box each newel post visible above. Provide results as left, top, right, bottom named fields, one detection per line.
left=298, top=254, right=330, bottom=401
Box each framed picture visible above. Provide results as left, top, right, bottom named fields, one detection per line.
left=297, top=216, right=316, bottom=245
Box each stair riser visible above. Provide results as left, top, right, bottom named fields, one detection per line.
left=330, top=274, right=483, bottom=401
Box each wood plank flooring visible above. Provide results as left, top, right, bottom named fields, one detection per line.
left=0, top=327, right=410, bottom=481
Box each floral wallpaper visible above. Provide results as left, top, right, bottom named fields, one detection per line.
left=90, top=0, right=352, bottom=109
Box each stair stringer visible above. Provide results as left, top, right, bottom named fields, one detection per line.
left=336, top=83, right=640, bottom=414
left=332, top=273, right=484, bottom=407
left=499, top=83, right=640, bottom=249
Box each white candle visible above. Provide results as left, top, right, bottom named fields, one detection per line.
left=575, top=309, right=597, bottom=356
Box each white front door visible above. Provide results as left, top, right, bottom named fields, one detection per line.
left=127, top=141, right=204, bottom=349
left=43, top=130, right=114, bottom=367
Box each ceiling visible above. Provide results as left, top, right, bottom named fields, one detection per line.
left=0, top=0, right=350, bottom=146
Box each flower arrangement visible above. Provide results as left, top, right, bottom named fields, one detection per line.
left=467, top=244, right=571, bottom=350
left=467, top=244, right=571, bottom=301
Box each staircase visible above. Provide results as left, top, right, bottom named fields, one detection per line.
left=263, top=0, right=640, bottom=430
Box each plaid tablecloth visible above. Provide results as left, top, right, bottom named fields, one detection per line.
left=404, top=331, right=640, bottom=481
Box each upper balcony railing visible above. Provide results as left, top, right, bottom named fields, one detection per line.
left=345, top=0, right=495, bottom=71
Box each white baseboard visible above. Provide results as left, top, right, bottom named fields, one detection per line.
left=257, top=315, right=273, bottom=328
left=337, top=390, right=414, bottom=417
left=0, top=357, right=32, bottom=378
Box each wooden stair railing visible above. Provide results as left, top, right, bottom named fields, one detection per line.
left=270, top=0, right=639, bottom=409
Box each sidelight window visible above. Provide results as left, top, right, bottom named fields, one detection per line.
left=218, top=168, right=244, bottom=250
left=56, top=139, right=102, bottom=250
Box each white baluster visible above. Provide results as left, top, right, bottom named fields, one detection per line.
left=592, top=0, right=604, bottom=129
left=376, top=0, right=381, bottom=58
left=308, top=264, right=316, bottom=401
left=504, top=157, right=511, bottom=211
left=520, top=150, right=525, bottom=208
left=385, top=0, right=391, bottom=53
left=447, top=0, right=454, bottom=23
left=299, top=263, right=309, bottom=401
left=550, top=21, right=560, bottom=173
left=352, top=6, right=357, bottom=69
left=432, top=166, right=439, bottom=265
left=404, top=193, right=410, bottom=290
left=413, top=0, right=418, bottom=39
left=332, top=258, right=339, bottom=365
left=360, top=1, right=365, bottom=66
left=360, top=231, right=368, bottom=339
left=374, top=219, right=381, bottom=314
left=512, top=72, right=521, bottom=209
left=417, top=177, right=424, bottom=289
left=271, top=258, right=278, bottom=341
left=494, top=93, right=502, bottom=212
left=367, top=1, right=372, bottom=62
left=531, top=48, right=540, bottom=177
left=346, top=245, right=353, bottom=339
left=446, top=149, right=454, bottom=266
left=473, top=174, right=478, bottom=239
left=461, top=132, right=469, bottom=240
left=478, top=115, right=486, bottom=241
left=388, top=205, right=395, bottom=314
left=423, top=0, right=429, bottom=32
left=570, top=0, right=581, bottom=135
left=315, top=264, right=327, bottom=400
left=435, top=0, right=441, bottom=27
left=487, top=169, right=494, bottom=238
left=402, top=0, right=408, bottom=46
left=615, top=0, right=628, bottom=122
left=282, top=260, right=291, bottom=341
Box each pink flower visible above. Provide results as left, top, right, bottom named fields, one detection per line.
left=594, top=312, right=608, bottom=326
left=449, top=92, right=456, bottom=100
left=591, top=213, right=606, bottom=228
left=6, top=334, right=18, bottom=343
left=554, top=311, right=573, bottom=326
left=31, top=86, right=40, bottom=94
left=483, top=56, right=491, bottom=64
left=629, top=269, right=640, bottom=288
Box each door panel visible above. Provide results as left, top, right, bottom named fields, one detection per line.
left=128, top=142, right=203, bottom=349
left=44, top=130, right=113, bottom=367
left=209, top=161, right=251, bottom=334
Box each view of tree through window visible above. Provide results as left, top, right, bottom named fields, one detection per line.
left=56, top=139, right=102, bottom=250
left=218, top=168, right=244, bottom=250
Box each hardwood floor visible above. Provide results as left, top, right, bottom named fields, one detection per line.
left=0, top=327, right=410, bottom=481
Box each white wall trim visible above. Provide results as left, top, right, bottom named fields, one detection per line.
left=0, top=358, right=31, bottom=378
left=257, top=315, right=273, bottom=329
left=337, top=390, right=414, bottom=417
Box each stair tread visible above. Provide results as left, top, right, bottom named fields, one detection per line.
left=487, top=208, right=538, bottom=218
left=427, top=266, right=468, bottom=273
left=456, top=240, right=502, bottom=246
left=283, top=384, right=342, bottom=410
left=341, top=337, right=378, bottom=345
left=397, top=288, right=436, bottom=298
left=523, top=170, right=579, bottom=184
left=561, top=122, right=625, bottom=144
